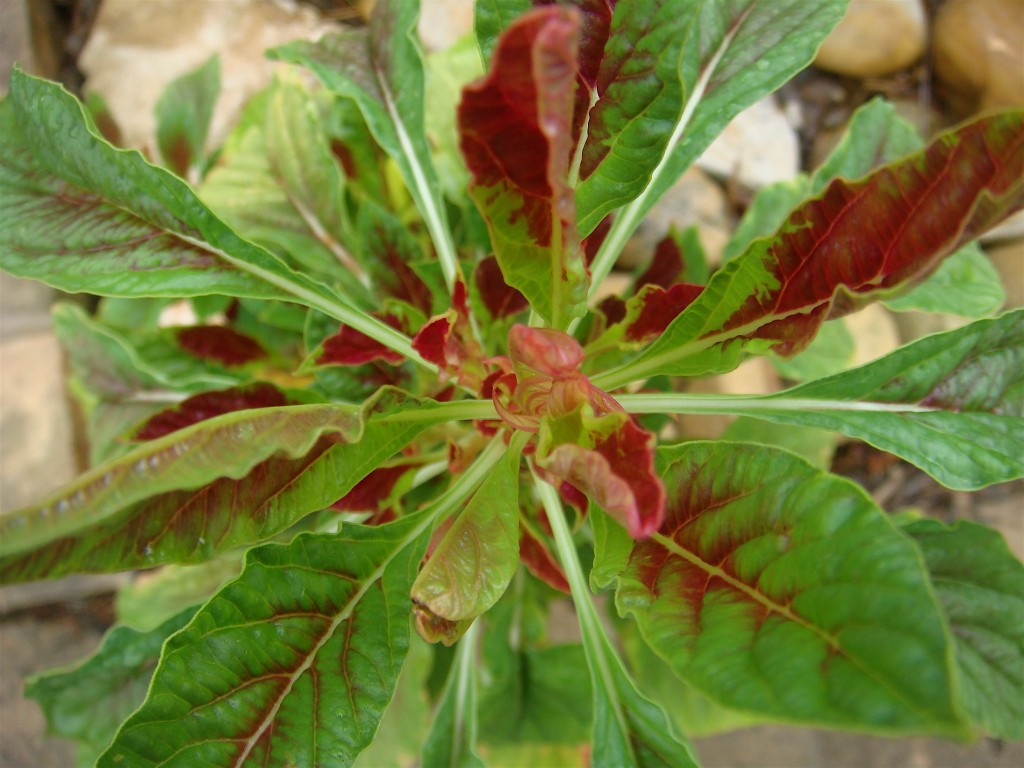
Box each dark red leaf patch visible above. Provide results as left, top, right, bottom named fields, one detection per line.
left=318, top=314, right=406, bottom=366
left=476, top=256, right=529, bottom=318
left=176, top=326, right=266, bottom=366
left=133, top=383, right=290, bottom=440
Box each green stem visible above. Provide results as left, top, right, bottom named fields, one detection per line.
left=450, top=618, right=481, bottom=761
left=182, top=234, right=433, bottom=372
left=533, top=471, right=636, bottom=764
left=616, top=393, right=938, bottom=415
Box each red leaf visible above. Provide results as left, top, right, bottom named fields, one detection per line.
left=636, top=234, right=684, bottom=289
left=724, top=111, right=1024, bottom=356
left=411, top=313, right=456, bottom=369
left=508, top=323, right=585, bottom=379
left=624, top=283, right=704, bottom=343
left=176, top=326, right=266, bottom=366
left=318, top=315, right=405, bottom=366
left=133, top=383, right=289, bottom=440
left=583, top=214, right=612, bottom=267
left=459, top=6, right=588, bottom=324
left=330, top=465, right=408, bottom=513
left=542, top=415, right=664, bottom=538
left=460, top=8, right=580, bottom=244
left=520, top=526, right=570, bottom=593
left=476, top=256, right=529, bottom=318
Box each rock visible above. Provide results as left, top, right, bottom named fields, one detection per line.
left=619, top=167, right=732, bottom=269
left=983, top=210, right=1024, bottom=243
left=0, top=330, right=77, bottom=512
left=845, top=303, right=901, bottom=366
left=419, top=0, right=476, bottom=52
left=987, top=238, right=1024, bottom=308
left=815, top=0, right=926, bottom=78
left=696, top=96, right=800, bottom=191
left=0, top=0, right=36, bottom=94
left=933, top=0, right=1024, bottom=115
left=78, top=0, right=333, bottom=151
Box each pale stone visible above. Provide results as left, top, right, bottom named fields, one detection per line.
left=815, top=0, right=927, bottom=78
left=987, top=238, right=1024, bottom=308
left=696, top=96, right=800, bottom=191
left=845, top=303, right=901, bottom=367
left=983, top=210, right=1024, bottom=243
left=934, top=0, right=1024, bottom=114
left=620, top=167, right=732, bottom=269
left=78, top=0, right=333, bottom=152
left=419, top=0, right=476, bottom=52
left=0, top=331, right=77, bottom=512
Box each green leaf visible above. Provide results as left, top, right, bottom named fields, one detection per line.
left=474, top=0, right=530, bottom=64
left=98, top=517, right=432, bottom=767
left=810, top=97, right=921, bottom=193
left=200, top=78, right=366, bottom=292
left=0, top=403, right=356, bottom=559
left=620, top=310, right=1024, bottom=490
left=901, top=518, right=1024, bottom=739
left=721, top=417, right=836, bottom=470
left=590, top=504, right=634, bottom=591
left=155, top=54, right=220, bottom=180
left=886, top=243, right=1005, bottom=318
left=617, top=615, right=757, bottom=738
left=421, top=622, right=486, bottom=768
left=595, top=110, right=1024, bottom=386
left=770, top=318, right=855, bottom=382
left=411, top=446, right=520, bottom=643
left=353, top=631, right=433, bottom=768
left=589, top=0, right=847, bottom=287
left=0, top=394, right=459, bottom=582
left=537, top=477, right=698, bottom=767
left=722, top=175, right=811, bottom=263
left=477, top=581, right=593, bottom=748
left=115, top=556, right=243, bottom=632
left=1, top=71, right=417, bottom=362
left=615, top=442, right=967, bottom=734
left=576, top=0, right=701, bottom=235
left=26, top=607, right=198, bottom=768
left=269, top=0, right=461, bottom=291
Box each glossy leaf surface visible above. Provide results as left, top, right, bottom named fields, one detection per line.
left=575, top=0, right=698, bottom=233
left=902, top=519, right=1024, bottom=739
left=411, top=450, right=520, bottom=640
left=98, top=517, right=430, bottom=767
left=459, top=6, right=588, bottom=327
left=750, top=310, right=1024, bottom=490
left=588, top=0, right=846, bottom=277
left=0, top=71, right=287, bottom=299
left=26, top=608, right=198, bottom=768
left=810, top=97, right=1005, bottom=318
left=616, top=442, right=965, bottom=733
left=597, top=110, right=1024, bottom=385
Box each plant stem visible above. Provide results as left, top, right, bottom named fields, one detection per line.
left=617, top=393, right=938, bottom=415
left=533, top=470, right=635, bottom=763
